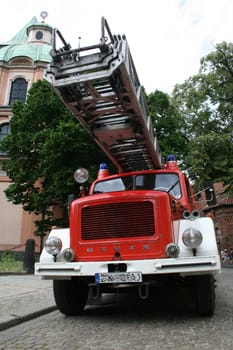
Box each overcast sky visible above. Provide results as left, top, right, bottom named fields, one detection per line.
left=1, top=0, right=232, bottom=94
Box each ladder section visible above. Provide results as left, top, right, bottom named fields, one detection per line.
left=45, top=18, right=162, bottom=172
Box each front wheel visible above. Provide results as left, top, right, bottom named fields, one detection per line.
left=195, top=275, right=215, bottom=316
left=53, top=279, right=88, bottom=316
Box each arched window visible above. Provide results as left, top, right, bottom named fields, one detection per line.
left=9, top=78, right=28, bottom=105
left=0, top=122, right=10, bottom=141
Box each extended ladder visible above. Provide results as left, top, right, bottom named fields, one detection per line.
left=45, top=18, right=162, bottom=172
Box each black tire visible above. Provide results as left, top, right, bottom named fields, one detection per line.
left=195, top=275, right=215, bottom=316
left=53, top=279, right=88, bottom=316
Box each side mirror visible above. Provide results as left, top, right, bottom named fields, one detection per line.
left=192, top=182, right=216, bottom=206
left=204, top=182, right=216, bottom=206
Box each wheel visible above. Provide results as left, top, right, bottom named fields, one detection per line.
left=53, top=279, right=88, bottom=316
left=195, top=275, right=215, bottom=316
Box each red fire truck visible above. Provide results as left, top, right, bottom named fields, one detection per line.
left=35, top=18, right=221, bottom=316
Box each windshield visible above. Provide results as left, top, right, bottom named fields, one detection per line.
left=93, top=173, right=181, bottom=198
left=136, top=173, right=181, bottom=198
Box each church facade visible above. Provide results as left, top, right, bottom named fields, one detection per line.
left=0, top=16, right=52, bottom=253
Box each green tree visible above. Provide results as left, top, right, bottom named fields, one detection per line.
left=0, top=80, right=106, bottom=250
left=172, top=42, right=233, bottom=192
left=146, top=90, right=188, bottom=163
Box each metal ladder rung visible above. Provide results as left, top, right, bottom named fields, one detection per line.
left=45, top=21, right=162, bottom=171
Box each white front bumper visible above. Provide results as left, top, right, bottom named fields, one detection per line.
left=35, top=255, right=221, bottom=279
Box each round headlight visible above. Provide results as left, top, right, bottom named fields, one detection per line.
left=74, top=168, right=89, bottom=184
left=182, top=228, right=203, bottom=248
left=62, top=248, right=75, bottom=262
left=45, top=236, right=62, bottom=256
left=166, top=243, right=180, bottom=258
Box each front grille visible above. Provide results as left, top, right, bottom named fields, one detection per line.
left=81, top=201, right=155, bottom=240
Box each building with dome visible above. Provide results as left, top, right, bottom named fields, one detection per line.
left=0, top=15, right=53, bottom=254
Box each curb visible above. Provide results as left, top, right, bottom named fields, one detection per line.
left=221, top=264, right=233, bottom=269
left=0, top=272, right=28, bottom=276
left=0, top=305, right=57, bottom=332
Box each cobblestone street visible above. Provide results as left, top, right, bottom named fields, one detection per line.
left=0, top=268, right=233, bottom=350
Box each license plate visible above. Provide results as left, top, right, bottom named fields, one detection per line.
left=95, top=272, right=142, bottom=284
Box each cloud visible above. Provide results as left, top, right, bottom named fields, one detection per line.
left=1, top=0, right=232, bottom=94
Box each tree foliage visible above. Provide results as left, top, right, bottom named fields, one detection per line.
left=172, top=42, right=233, bottom=192
left=146, top=90, right=188, bottom=163
left=0, top=80, right=107, bottom=244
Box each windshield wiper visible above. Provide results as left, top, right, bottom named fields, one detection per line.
left=167, top=179, right=180, bottom=194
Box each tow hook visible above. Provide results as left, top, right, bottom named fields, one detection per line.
left=138, top=283, right=149, bottom=299
left=89, top=284, right=101, bottom=302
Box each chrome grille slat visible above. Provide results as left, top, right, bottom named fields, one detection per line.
left=81, top=201, right=155, bottom=240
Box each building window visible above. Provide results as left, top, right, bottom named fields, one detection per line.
left=35, top=31, right=43, bottom=40
left=9, top=78, right=28, bottom=105
left=0, top=122, right=10, bottom=142
left=0, top=164, right=7, bottom=176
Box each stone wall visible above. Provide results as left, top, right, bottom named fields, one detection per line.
left=214, top=204, right=233, bottom=251
left=202, top=182, right=233, bottom=251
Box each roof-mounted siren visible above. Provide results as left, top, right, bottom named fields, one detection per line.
left=97, top=163, right=109, bottom=179
left=165, top=154, right=179, bottom=170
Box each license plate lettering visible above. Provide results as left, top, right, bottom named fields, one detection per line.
left=95, top=272, right=142, bottom=284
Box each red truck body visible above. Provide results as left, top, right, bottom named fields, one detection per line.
left=70, top=162, right=195, bottom=263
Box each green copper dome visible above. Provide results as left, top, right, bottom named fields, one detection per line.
left=0, top=43, right=52, bottom=62
left=0, top=17, right=52, bottom=63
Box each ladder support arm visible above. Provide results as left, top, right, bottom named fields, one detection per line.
left=45, top=17, right=162, bottom=171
